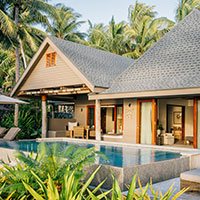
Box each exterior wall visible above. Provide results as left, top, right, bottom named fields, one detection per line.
left=21, top=46, right=84, bottom=90
left=74, top=95, right=94, bottom=126
left=122, top=99, right=137, bottom=143
left=158, top=98, right=193, bottom=137
left=74, top=95, right=123, bottom=126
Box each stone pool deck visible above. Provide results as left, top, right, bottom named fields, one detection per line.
left=122, top=177, right=200, bottom=199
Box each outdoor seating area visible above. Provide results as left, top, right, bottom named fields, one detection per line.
left=181, top=169, right=200, bottom=192
left=48, top=119, right=96, bottom=139
left=0, top=127, right=21, bottom=141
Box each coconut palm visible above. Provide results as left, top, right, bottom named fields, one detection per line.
left=0, top=0, right=53, bottom=125
left=46, top=4, right=85, bottom=42
left=87, top=17, right=129, bottom=55
left=176, top=0, right=200, bottom=22
left=125, top=1, right=174, bottom=58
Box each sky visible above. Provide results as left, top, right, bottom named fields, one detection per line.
left=50, top=0, right=179, bottom=32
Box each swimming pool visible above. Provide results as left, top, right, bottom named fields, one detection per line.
left=0, top=140, right=181, bottom=167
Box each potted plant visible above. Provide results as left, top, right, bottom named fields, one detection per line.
left=157, top=124, right=164, bottom=145
left=157, top=124, right=163, bottom=136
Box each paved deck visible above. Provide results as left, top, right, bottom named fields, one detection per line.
left=122, top=177, right=200, bottom=199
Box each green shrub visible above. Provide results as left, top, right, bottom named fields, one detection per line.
left=0, top=143, right=188, bottom=199
left=1, top=99, right=41, bottom=139
left=0, top=143, right=101, bottom=199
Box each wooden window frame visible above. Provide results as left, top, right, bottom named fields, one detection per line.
left=86, top=104, right=124, bottom=134
left=46, top=52, right=56, bottom=67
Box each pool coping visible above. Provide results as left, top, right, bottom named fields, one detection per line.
left=36, top=137, right=200, bottom=153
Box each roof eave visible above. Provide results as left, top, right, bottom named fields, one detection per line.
left=11, top=36, right=96, bottom=97
left=88, top=87, right=200, bottom=100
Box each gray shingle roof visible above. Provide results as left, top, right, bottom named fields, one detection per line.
left=104, top=9, right=200, bottom=94
left=48, top=36, right=134, bottom=88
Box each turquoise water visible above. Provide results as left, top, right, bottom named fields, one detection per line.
left=0, top=141, right=181, bottom=167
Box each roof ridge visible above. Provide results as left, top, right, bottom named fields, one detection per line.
left=47, top=35, right=134, bottom=62
left=109, top=8, right=200, bottom=87
left=47, top=36, right=134, bottom=88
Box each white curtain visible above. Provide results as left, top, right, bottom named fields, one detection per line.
left=140, top=102, right=152, bottom=145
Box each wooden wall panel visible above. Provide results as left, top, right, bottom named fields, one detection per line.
left=21, top=46, right=84, bottom=90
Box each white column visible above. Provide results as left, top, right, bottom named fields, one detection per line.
left=95, top=99, right=101, bottom=141
left=42, top=95, right=47, bottom=138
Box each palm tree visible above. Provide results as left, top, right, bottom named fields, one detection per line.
left=87, top=17, right=128, bottom=55
left=125, top=1, right=174, bottom=58
left=176, top=0, right=200, bottom=22
left=0, top=0, right=52, bottom=126
left=46, top=4, right=85, bottom=42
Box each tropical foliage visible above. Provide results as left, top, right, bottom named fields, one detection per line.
left=0, top=0, right=200, bottom=137
left=0, top=144, right=187, bottom=199
left=45, top=3, right=85, bottom=42
left=87, top=1, right=175, bottom=58
left=0, top=143, right=100, bottom=199
left=176, top=0, right=200, bottom=22
left=1, top=100, right=42, bottom=139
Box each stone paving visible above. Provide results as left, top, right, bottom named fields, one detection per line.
left=122, top=177, right=200, bottom=199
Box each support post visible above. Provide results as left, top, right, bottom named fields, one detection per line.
left=95, top=99, right=101, bottom=141
left=193, top=98, right=197, bottom=148
left=14, top=104, right=19, bottom=126
left=42, top=95, right=47, bottom=138
left=152, top=99, right=157, bottom=145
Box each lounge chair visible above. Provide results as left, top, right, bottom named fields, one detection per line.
left=73, top=126, right=84, bottom=139
left=0, top=127, right=20, bottom=141
left=180, top=169, right=200, bottom=191
left=0, top=127, right=7, bottom=137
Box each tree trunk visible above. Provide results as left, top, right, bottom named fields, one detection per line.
left=14, top=5, right=20, bottom=127
left=20, top=39, right=27, bottom=68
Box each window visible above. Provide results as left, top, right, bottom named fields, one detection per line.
left=46, top=52, right=56, bottom=67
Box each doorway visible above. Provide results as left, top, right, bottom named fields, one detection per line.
left=101, top=108, right=107, bottom=133
left=166, top=105, right=185, bottom=143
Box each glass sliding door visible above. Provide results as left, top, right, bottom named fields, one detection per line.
left=116, top=106, right=123, bottom=134
left=140, top=102, right=152, bottom=144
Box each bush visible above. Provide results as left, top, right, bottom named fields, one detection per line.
left=0, top=143, right=101, bottom=199
left=0, top=143, right=188, bottom=199
left=1, top=99, right=41, bottom=139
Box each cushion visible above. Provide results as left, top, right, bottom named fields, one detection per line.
left=68, top=122, right=77, bottom=130
left=181, top=169, right=200, bottom=183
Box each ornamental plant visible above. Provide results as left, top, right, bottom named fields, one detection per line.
left=0, top=143, right=187, bottom=199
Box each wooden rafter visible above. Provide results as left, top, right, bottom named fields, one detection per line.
left=18, top=86, right=91, bottom=96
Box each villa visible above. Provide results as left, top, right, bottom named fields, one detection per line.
left=11, top=9, right=200, bottom=149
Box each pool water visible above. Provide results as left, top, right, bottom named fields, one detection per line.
left=0, top=141, right=181, bottom=167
